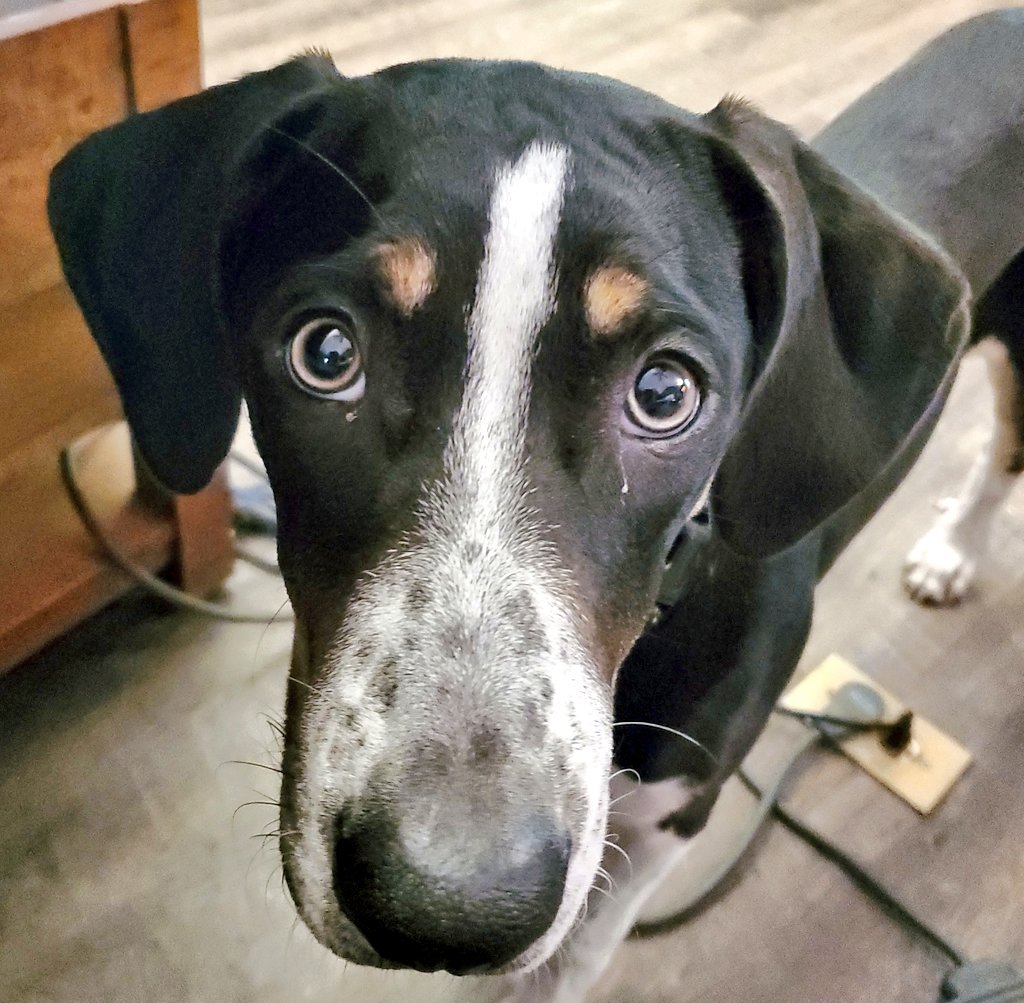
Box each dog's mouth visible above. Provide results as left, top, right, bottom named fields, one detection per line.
left=276, top=553, right=615, bottom=975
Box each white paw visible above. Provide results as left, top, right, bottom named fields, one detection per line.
left=903, top=528, right=976, bottom=605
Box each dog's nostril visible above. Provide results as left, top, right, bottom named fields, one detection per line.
left=331, top=806, right=570, bottom=974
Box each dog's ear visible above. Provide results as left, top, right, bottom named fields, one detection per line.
left=47, top=56, right=339, bottom=492
left=699, top=99, right=970, bottom=556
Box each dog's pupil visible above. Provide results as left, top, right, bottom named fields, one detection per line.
left=635, top=365, right=689, bottom=418
left=306, top=325, right=355, bottom=380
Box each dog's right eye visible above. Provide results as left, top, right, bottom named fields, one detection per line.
left=625, top=355, right=701, bottom=436
left=286, top=316, right=365, bottom=401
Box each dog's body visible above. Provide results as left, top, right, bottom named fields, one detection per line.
left=46, top=10, right=1023, bottom=1001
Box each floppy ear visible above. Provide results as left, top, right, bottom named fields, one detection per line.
left=700, top=99, right=970, bottom=556
left=48, top=55, right=339, bottom=492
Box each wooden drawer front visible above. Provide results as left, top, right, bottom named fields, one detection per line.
left=0, top=9, right=129, bottom=310
left=123, top=0, right=201, bottom=112
left=0, top=285, right=121, bottom=468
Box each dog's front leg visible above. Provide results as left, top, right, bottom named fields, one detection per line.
left=904, top=337, right=1024, bottom=604
left=495, top=774, right=692, bottom=1003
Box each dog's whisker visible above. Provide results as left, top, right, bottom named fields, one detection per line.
left=589, top=865, right=618, bottom=905
left=231, top=798, right=281, bottom=827
left=265, top=861, right=285, bottom=902
left=286, top=674, right=318, bottom=695
left=613, top=720, right=718, bottom=764
left=603, top=838, right=633, bottom=876
left=231, top=778, right=280, bottom=827
left=224, top=759, right=284, bottom=775
left=262, top=713, right=286, bottom=742
left=609, top=790, right=639, bottom=808
left=302, top=261, right=349, bottom=276
left=595, top=864, right=617, bottom=894
left=252, top=830, right=301, bottom=851
left=249, top=785, right=281, bottom=803
left=245, top=842, right=270, bottom=886
left=254, top=598, right=293, bottom=658
left=267, top=127, right=384, bottom=223
left=253, top=822, right=299, bottom=839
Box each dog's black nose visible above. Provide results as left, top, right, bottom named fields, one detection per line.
left=332, top=806, right=570, bottom=974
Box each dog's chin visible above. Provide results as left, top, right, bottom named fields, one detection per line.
left=304, top=918, right=567, bottom=977
left=282, top=859, right=599, bottom=976
left=290, top=897, right=577, bottom=977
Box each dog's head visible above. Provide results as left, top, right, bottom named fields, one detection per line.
left=49, top=56, right=967, bottom=974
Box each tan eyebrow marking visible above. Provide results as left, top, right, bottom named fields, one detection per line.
left=373, top=237, right=437, bottom=316
left=583, top=263, right=649, bottom=338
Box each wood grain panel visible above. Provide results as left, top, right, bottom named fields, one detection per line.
left=122, top=0, right=202, bottom=110
left=0, top=0, right=233, bottom=673
left=0, top=9, right=128, bottom=309
left=0, top=284, right=120, bottom=462
left=0, top=422, right=176, bottom=673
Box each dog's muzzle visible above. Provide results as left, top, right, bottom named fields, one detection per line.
left=283, top=586, right=613, bottom=976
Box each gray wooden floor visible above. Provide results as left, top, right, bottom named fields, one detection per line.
left=3, top=2, right=1023, bottom=1002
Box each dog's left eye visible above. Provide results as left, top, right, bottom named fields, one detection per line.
left=626, top=356, right=702, bottom=435
left=286, top=316, right=365, bottom=401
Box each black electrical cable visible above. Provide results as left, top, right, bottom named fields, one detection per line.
left=633, top=716, right=969, bottom=975
left=233, top=543, right=281, bottom=576
left=736, top=767, right=966, bottom=968
left=59, top=437, right=293, bottom=624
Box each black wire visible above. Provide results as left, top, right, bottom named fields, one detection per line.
left=234, top=544, right=281, bottom=575
left=59, top=440, right=293, bottom=624
left=737, top=768, right=966, bottom=969
left=631, top=729, right=818, bottom=939
left=775, top=705, right=893, bottom=731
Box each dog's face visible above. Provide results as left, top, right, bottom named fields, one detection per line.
left=49, top=53, right=967, bottom=980
left=223, top=66, right=753, bottom=972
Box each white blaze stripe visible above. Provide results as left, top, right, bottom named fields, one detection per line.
left=295, top=140, right=613, bottom=971
left=448, top=141, right=570, bottom=526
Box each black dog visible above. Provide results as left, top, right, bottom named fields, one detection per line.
left=48, top=11, right=1023, bottom=1000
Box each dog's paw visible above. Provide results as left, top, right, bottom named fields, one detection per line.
left=903, top=527, right=976, bottom=605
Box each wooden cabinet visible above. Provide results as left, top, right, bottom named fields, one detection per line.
left=0, top=0, right=235, bottom=673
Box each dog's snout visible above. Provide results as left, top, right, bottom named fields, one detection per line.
left=332, top=804, right=571, bottom=974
